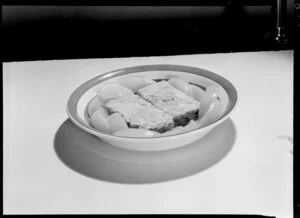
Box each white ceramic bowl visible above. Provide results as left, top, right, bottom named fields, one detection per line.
left=67, top=65, right=238, bottom=151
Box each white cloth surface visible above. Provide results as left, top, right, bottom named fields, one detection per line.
left=3, top=51, right=293, bottom=216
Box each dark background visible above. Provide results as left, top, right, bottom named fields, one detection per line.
left=2, top=2, right=296, bottom=62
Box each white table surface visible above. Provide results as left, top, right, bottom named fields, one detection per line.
left=3, top=51, right=293, bottom=216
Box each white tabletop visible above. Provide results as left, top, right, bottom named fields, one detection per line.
left=3, top=51, right=293, bottom=216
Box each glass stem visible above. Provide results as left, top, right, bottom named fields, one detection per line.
left=276, top=0, right=282, bottom=28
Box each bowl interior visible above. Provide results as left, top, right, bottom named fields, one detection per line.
left=68, top=65, right=237, bottom=140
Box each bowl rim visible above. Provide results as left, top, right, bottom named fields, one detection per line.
left=66, top=64, right=238, bottom=141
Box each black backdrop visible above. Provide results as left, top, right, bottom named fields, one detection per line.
left=2, top=4, right=296, bottom=62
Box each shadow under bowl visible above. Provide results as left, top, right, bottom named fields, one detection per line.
left=54, top=117, right=236, bottom=185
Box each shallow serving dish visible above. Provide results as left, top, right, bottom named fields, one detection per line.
left=67, top=64, right=238, bottom=151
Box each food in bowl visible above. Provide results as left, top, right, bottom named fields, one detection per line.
left=105, top=94, right=174, bottom=133
left=137, top=81, right=200, bottom=127
left=67, top=64, right=237, bottom=151
left=86, top=75, right=226, bottom=137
